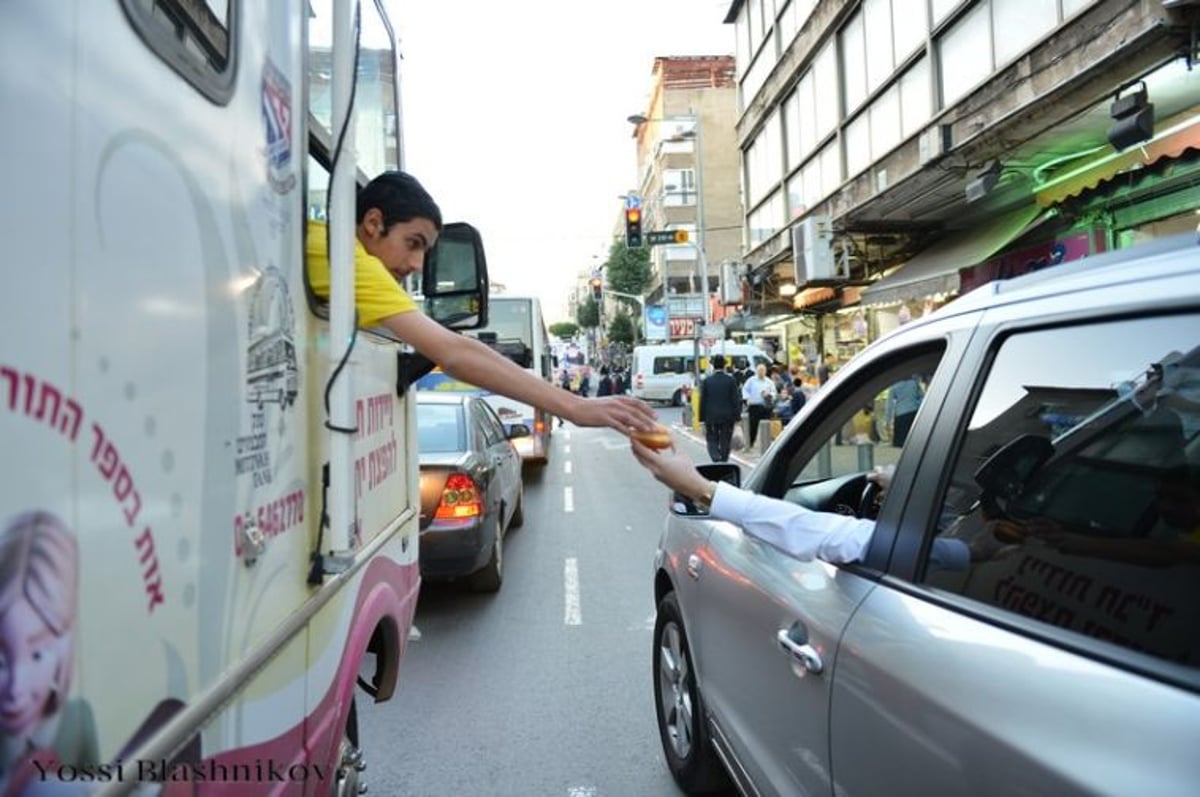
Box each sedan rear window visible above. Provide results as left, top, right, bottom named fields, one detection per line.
left=417, top=404, right=464, bottom=453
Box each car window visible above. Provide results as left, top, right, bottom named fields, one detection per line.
left=417, top=404, right=463, bottom=453
left=478, top=402, right=509, bottom=446
left=920, top=314, right=1200, bottom=669
left=471, top=401, right=506, bottom=447
left=653, top=356, right=689, bottom=375
left=783, top=348, right=944, bottom=494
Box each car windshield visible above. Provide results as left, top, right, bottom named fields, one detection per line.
left=417, top=403, right=464, bottom=453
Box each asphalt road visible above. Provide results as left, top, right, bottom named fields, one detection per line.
left=357, top=408, right=735, bottom=797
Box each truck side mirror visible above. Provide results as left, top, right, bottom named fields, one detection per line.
left=423, top=222, right=489, bottom=330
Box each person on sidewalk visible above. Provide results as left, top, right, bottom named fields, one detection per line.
left=699, top=355, right=741, bottom=462
left=741, top=363, right=777, bottom=449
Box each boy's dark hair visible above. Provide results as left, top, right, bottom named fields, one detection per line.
left=357, top=171, right=443, bottom=231
left=712, top=355, right=726, bottom=369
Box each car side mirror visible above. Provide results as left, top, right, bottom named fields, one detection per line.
left=506, top=424, right=531, bottom=439
left=423, top=221, right=489, bottom=330
left=672, top=462, right=741, bottom=517
left=974, top=433, right=1054, bottom=517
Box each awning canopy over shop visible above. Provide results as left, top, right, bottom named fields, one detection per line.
left=860, top=205, right=1043, bottom=308
left=1034, top=113, right=1200, bottom=207
left=793, top=287, right=837, bottom=309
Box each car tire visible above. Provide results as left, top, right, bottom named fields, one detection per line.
left=509, top=485, right=525, bottom=530
left=469, top=530, right=503, bottom=593
left=653, top=592, right=730, bottom=794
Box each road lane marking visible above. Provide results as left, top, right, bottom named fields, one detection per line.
left=567, top=788, right=596, bottom=797
left=563, top=486, right=574, bottom=513
left=564, top=460, right=572, bottom=475
left=564, top=444, right=571, bottom=454
left=564, top=558, right=582, bottom=625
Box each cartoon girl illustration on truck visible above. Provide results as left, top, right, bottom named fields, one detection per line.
left=0, top=511, right=99, bottom=796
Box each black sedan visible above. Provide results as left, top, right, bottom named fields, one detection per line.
left=416, top=392, right=526, bottom=592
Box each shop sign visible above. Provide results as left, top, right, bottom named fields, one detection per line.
left=669, top=317, right=702, bottom=339
left=959, top=233, right=1100, bottom=293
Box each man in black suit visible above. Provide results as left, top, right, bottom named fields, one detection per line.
left=699, top=355, right=742, bottom=462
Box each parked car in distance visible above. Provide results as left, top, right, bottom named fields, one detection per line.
left=651, top=233, right=1200, bottom=796
left=417, top=392, right=526, bottom=592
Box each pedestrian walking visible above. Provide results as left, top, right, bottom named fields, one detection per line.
left=699, top=355, right=741, bottom=462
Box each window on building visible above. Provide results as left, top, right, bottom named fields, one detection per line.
left=899, top=57, right=932, bottom=139
left=840, top=11, right=868, bottom=115
left=931, top=0, right=965, bottom=27
left=663, top=169, right=696, bottom=206
left=748, top=190, right=784, bottom=249
left=864, top=0, right=895, bottom=95
left=813, top=41, right=839, bottom=141
left=938, top=0, right=991, bottom=107
left=893, top=0, right=929, bottom=61
left=993, top=0, right=1058, bottom=67
left=844, top=113, right=871, bottom=179
left=869, top=83, right=902, bottom=162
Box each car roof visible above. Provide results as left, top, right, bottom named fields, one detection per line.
left=875, top=232, right=1199, bottom=343
left=415, top=391, right=474, bottom=406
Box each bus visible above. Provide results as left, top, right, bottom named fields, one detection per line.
left=417, top=296, right=555, bottom=465
left=1, top=2, right=488, bottom=794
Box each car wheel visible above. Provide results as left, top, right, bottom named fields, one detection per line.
left=654, top=592, right=730, bottom=794
left=509, top=485, right=525, bottom=530
left=469, top=530, right=503, bottom=593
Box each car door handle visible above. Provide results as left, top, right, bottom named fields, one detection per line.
left=686, top=553, right=702, bottom=580
left=776, top=627, right=823, bottom=675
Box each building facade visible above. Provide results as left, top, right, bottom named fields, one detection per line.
left=625, top=56, right=742, bottom=342
left=723, top=0, right=1199, bottom=372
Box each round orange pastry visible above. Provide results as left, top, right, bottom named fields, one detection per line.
left=631, top=424, right=672, bottom=450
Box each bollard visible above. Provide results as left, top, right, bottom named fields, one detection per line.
left=856, top=442, right=874, bottom=471
left=758, top=419, right=775, bottom=456
left=690, top=388, right=702, bottom=431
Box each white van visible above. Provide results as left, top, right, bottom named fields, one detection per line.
left=631, top=342, right=773, bottom=405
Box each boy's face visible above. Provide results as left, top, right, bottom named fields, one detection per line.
left=360, top=210, right=439, bottom=280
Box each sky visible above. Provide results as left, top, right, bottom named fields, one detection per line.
left=388, top=1, right=735, bottom=323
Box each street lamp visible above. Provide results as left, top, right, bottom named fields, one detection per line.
left=627, top=112, right=712, bottom=328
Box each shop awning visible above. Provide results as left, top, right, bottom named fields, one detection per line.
left=793, top=287, right=836, bottom=309
left=1034, top=113, right=1200, bottom=207
left=860, top=205, right=1043, bottom=307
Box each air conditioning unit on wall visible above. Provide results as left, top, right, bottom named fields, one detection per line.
left=791, top=216, right=840, bottom=286
left=719, top=261, right=745, bottom=306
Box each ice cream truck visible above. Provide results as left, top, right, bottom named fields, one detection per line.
left=0, top=1, right=487, bottom=794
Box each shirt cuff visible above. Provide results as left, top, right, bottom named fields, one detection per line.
left=709, top=480, right=749, bottom=522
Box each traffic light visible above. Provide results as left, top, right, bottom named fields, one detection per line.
left=589, top=277, right=603, bottom=302
left=624, top=207, right=643, bottom=248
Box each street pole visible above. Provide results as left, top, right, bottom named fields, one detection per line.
left=688, top=115, right=712, bottom=327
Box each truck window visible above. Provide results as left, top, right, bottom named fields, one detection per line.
left=121, top=0, right=236, bottom=103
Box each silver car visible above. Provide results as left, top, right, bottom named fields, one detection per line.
left=652, top=233, right=1200, bottom=796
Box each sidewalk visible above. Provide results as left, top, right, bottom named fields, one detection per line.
left=670, top=419, right=763, bottom=469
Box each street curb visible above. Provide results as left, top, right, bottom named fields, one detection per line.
left=669, top=423, right=758, bottom=469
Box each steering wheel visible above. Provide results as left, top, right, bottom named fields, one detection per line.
left=858, top=479, right=882, bottom=520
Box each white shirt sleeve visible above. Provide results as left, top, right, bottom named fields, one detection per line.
left=708, top=482, right=874, bottom=563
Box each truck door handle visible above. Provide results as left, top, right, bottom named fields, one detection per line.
left=776, top=625, right=823, bottom=675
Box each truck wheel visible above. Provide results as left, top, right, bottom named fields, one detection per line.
left=333, top=698, right=365, bottom=797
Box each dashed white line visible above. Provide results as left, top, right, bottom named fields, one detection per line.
left=564, top=444, right=571, bottom=454
left=567, top=788, right=596, bottom=797
left=563, top=486, right=574, bottom=513
left=564, top=460, right=572, bottom=475
left=564, top=558, right=582, bottom=626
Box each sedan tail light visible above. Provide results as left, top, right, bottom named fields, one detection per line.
left=635, top=374, right=645, bottom=389
left=434, top=473, right=483, bottom=519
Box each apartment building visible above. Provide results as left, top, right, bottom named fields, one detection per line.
left=625, top=56, right=742, bottom=342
